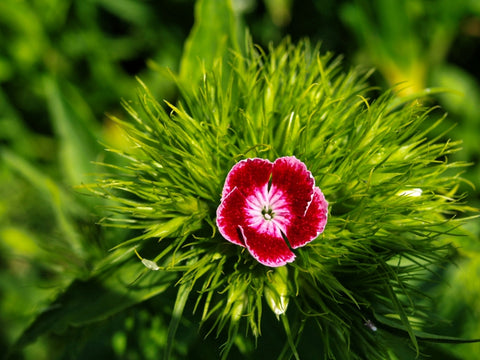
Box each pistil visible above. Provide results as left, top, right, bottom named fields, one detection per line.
left=262, top=206, right=275, bottom=220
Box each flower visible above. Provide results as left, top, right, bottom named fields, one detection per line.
left=216, top=156, right=328, bottom=267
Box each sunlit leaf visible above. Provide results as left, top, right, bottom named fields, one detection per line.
left=179, top=0, right=242, bottom=86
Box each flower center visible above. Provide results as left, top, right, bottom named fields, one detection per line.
left=262, top=206, right=275, bottom=220
left=245, top=185, right=292, bottom=235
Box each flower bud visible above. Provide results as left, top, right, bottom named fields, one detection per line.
left=226, top=282, right=248, bottom=322
left=264, top=266, right=289, bottom=317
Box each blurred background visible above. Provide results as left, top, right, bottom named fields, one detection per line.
left=1, top=0, right=479, bottom=359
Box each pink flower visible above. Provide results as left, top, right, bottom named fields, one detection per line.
left=216, top=156, right=328, bottom=267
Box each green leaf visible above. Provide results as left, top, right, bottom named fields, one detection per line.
left=164, top=278, right=193, bottom=360
left=0, top=89, right=37, bottom=158
left=96, top=0, right=152, bottom=25
left=179, top=0, right=243, bottom=86
left=44, top=76, right=101, bottom=186
left=1, top=149, right=86, bottom=258
left=8, top=255, right=177, bottom=357
left=281, top=315, right=300, bottom=360
left=373, top=312, right=480, bottom=344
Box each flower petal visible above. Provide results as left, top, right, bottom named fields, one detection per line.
left=271, top=156, right=315, bottom=217
left=240, top=226, right=295, bottom=267
left=286, top=187, right=328, bottom=248
left=216, top=187, right=247, bottom=247
left=222, top=158, right=273, bottom=200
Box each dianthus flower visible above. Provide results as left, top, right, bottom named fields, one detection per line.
left=216, top=156, right=328, bottom=266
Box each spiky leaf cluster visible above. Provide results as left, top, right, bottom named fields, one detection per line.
left=93, top=40, right=470, bottom=359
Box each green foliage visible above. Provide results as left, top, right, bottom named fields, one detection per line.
left=341, top=0, right=479, bottom=90
left=8, top=254, right=177, bottom=357
left=1, top=0, right=479, bottom=359
left=179, top=0, right=244, bottom=85
left=84, top=37, right=474, bottom=359
left=340, top=0, right=480, bottom=191
left=0, top=0, right=190, bottom=357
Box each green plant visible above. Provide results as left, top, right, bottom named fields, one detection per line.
left=4, top=1, right=479, bottom=359
left=56, top=37, right=475, bottom=358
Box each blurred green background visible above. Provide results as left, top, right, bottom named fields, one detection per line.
left=1, top=0, right=479, bottom=359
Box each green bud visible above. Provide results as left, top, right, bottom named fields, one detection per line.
left=264, top=81, right=275, bottom=116
left=264, top=266, right=289, bottom=317
left=226, top=282, right=248, bottom=322
left=231, top=293, right=246, bottom=322
left=147, top=216, right=188, bottom=239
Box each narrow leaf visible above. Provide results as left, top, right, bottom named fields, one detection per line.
left=9, top=257, right=177, bottom=356
left=179, top=0, right=242, bottom=86
left=44, top=76, right=101, bottom=186
left=164, top=279, right=194, bottom=360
